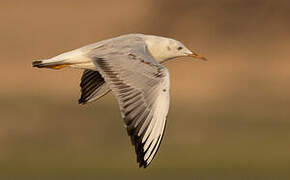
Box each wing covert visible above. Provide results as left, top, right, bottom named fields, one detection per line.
left=92, top=44, right=170, bottom=168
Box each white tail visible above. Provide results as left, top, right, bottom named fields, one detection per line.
left=32, top=48, right=92, bottom=70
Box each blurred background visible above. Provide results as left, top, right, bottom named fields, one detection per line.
left=1, top=0, right=290, bottom=179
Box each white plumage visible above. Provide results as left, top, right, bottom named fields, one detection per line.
left=32, top=33, right=207, bottom=168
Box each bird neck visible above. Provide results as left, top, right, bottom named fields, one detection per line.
left=145, top=37, right=177, bottom=63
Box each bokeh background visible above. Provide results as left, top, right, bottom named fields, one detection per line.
left=1, top=0, right=290, bottom=179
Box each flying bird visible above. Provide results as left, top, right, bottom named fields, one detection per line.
left=32, top=34, right=207, bottom=168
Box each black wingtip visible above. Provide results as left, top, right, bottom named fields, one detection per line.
left=78, top=98, right=86, bottom=105
left=134, top=137, right=150, bottom=169
left=137, top=151, right=149, bottom=168
left=32, top=60, right=44, bottom=68
left=139, top=162, right=148, bottom=168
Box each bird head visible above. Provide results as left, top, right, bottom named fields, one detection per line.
left=145, top=35, right=207, bottom=63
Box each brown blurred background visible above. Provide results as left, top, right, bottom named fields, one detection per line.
left=1, top=0, right=290, bottom=179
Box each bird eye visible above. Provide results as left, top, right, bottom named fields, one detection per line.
left=177, top=47, right=183, bottom=50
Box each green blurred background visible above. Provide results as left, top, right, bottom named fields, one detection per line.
left=1, top=0, right=290, bottom=179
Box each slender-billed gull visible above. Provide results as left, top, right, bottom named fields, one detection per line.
left=32, top=34, right=207, bottom=168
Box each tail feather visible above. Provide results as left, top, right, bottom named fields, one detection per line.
left=32, top=60, right=46, bottom=68
left=32, top=59, right=71, bottom=69
left=32, top=48, right=92, bottom=70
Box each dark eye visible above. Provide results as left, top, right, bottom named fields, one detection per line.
left=177, top=47, right=183, bottom=50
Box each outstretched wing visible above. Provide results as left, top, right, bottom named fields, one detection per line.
left=79, top=70, right=110, bottom=104
left=92, top=44, right=170, bottom=168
